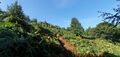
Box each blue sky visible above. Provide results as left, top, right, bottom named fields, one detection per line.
left=0, top=0, right=119, bottom=29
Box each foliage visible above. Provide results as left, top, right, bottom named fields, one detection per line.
left=0, top=1, right=120, bottom=57
left=6, top=1, right=29, bottom=22
left=0, top=28, right=32, bottom=57
left=100, top=5, right=120, bottom=26
left=94, top=22, right=120, bottom=42
left=0, top=1, right=65, bottom=57
left=68, top=17, right=84, bottom=36
left=86, top=27, right=96, bottom=37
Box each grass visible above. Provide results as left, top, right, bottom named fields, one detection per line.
left=94, top=38, right=120, bottom=56
left=65, top=36, right=120, bottom=57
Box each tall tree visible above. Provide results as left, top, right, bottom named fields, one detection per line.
left=6, top=1, right=31, bottom=32
left=2, top=1, right=30, bottom=23
left=7, top=1, right=25, bottom=21
left=68, top=17, right=84, bottom=36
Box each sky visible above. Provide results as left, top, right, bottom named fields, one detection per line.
left=0, top=0, right=119, bottom=29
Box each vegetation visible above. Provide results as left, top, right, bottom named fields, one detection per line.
left=0, top=1, right=120, bottom=57
left=68, top=17, right=84, bottom=36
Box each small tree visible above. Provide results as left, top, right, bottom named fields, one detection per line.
left=68, top=17, right=84, bottom=36
left=86, top=27, right=96, bottom=36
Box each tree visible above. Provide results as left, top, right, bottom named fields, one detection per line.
left=86, top=27, right=96, bottom=36
left=3, top=1, right=30, bottom=25
left=0, top=9, right=4, bottom=21
left=94, top=22, right=120, bottom=42
left=100, top=1, right=120, bottom=26
left=6, top=1, right=27, bottom=22
left=5, top=1, right=31, bottom=32
left=0, top=9, right=8, bottom=21
left=68, top=17, right=84, bottom=36
left=31, top=18, right=37, bottom=24
left=95, top=22, right=114, bottom=38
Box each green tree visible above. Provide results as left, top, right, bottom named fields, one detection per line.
left=5, top=1, right=31, bottom=32
left=68, top=17, right=84, bottom=36
left=6, top=1, right=28, bottom=22
left=0, top=9, right=4, bottom=21
left=31, top=18, right=37, bottom=24
left=94, top=22, right=120, bottom=42
left=0, top=9, right=8, bottom=21
left=95, top=22, right=114, bottom=38
left=86, top=27, right=96, bottom=37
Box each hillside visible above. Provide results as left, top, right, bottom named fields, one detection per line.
left=0, top=1, right=120, bottom=57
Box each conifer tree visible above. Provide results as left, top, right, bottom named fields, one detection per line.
left=69, top=17, right=84, bottom=36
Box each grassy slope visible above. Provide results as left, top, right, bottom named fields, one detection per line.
left=68, top=37, right=120, bottom=56
left=41, top=25, right=120, bottom=57
left=94, top=38, right=120, bottom=56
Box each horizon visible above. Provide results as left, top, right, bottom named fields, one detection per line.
left=0, top=0, right=119, bottom=29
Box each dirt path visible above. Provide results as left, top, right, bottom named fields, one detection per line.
left=56, top=34, right=108, bottom=57
left=57, top=34, right=80, bottom=57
